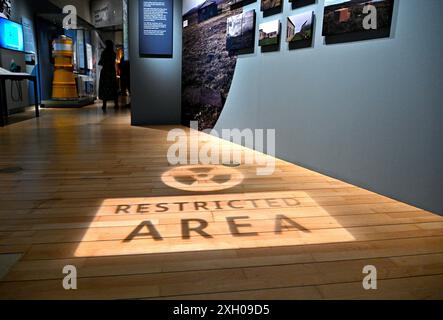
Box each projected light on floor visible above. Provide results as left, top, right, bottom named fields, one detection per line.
left=72, top=191, right=355, bottom=258
left=161, top=165, right=244, bottom=192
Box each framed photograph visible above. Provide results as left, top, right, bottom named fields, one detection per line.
left=261, top=0, right=282, bottom=12
left=259, top=20, right=280, bottom=46
left=226, top=9, right=256, bottom=52
left=287, top=11, right=314, bottom=43
left=289, top=0, right=316, bottom=10
left=322, top=0, right=394, bottom=41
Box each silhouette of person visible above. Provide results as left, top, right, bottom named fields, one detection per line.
left=98, top=40, right=118, bottom=111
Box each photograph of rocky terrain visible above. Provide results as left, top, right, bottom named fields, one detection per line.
left=261, top=0, right=282, bottom=12
left=182, top=0, right=243, bottom=131
left=322, top=0, right=394, bottom=37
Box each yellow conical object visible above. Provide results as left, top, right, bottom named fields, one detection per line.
left=52, top=36, right=78, bottom=99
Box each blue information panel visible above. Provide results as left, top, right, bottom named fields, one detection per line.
left=139, top=0, right=173, bottom=57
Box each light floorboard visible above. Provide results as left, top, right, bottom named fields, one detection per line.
left=0, top=105, right=442, bottom=299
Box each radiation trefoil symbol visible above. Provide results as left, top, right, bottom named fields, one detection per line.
left=163, top=165, right=244, bottom=192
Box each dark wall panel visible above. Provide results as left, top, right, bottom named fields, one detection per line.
left=129, top=0, right=182, bottom=125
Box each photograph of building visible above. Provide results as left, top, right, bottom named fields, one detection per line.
left=322, top=0, right=395, bottom=37
left=183, top=0, right=225, bottom=27
left=259, top=19, right=280, bottom=46
left=287, top=11, right=314, bottom=42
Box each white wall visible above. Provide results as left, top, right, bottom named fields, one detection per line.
left=215, top=0, right=443, bottom=214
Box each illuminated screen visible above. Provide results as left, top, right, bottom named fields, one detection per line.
left=0, top=17, right=24, bottom=52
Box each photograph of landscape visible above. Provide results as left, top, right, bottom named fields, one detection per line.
left=226, top=9, right=256, bottom=52
left=182, top=0, right=243, bottom=130
left=261, top=0, right=282, bottom=12
left=322, top=0, right=394, bottom=37
left=287, top=11, right=314, bottom=42
left=259, top=20, right=280, bottom=46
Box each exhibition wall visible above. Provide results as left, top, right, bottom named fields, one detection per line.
left=213, top=0, right=443, bottom=214
left=0, top=0, right=41, bottom=111
left=0, top=0, right=86, bottom=103
left=129, top=0, right=182, bottom=125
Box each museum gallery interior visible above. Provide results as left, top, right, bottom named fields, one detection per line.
left=0, top=0, right=442, bottom=301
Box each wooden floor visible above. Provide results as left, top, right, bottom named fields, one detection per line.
left=0, top=104, right=442, bottom=299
